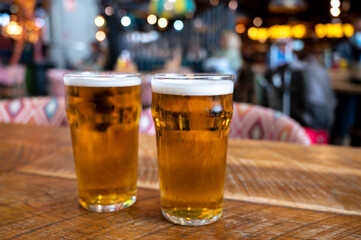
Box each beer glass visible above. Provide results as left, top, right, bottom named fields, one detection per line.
left=151, top=74, right=234, bottom=225
left=64, top=73, right=141, bottom=212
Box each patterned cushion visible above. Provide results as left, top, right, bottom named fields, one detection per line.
left=0, top=97, right=68, bottom=127
left=0, top=65, right=25, bottom=86
left=229, top=103, right=310, bottom=145
left=139, top=107, right=155, bottom=134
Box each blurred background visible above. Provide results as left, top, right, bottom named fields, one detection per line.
left=0, top=0, right=361, bottom=146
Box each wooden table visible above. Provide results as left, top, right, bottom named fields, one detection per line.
left=329, top=69, right=361, bottom=95
left=1, top=123, right=361, bottom=239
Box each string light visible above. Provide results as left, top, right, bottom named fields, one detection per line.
left=121, top=16, right=131, bottom=27
left=174, top=20, right=184, bottom=31
left=330, top=0, right=340, bottom=8
left=95, top=31, right=106, bottom=41
left=158, top=18, right=168, bottom=29
left=235, top=24, right=245, bottom=34
left=94, top=16, right=105, bottom=27
left=292, top=24, right=307, bottom=38
left=330, top=7, right=340, bottom=17
left=147, top=14, right=157, bottom=25
left=330, top=0, right=341, bottom=17
left=6, top=21, right=23, bottom=36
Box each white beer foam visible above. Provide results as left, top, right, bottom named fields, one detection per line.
left=64, top=75, right=141, bottom=87
left=151, top=80, right=234, bottom=96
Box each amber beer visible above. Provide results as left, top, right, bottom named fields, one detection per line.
left=64, top=73, right=141, bottom=212
left=151, top=74, right=234, bottom=225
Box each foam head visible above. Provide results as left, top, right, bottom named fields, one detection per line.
left=64, top=73, right=141, bottom=87
left=151, top=74, right=234, bottom=96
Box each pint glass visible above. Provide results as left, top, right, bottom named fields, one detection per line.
left=151, top=74, right=234, bottom=225
left=64, top=73, right=141, bottom=212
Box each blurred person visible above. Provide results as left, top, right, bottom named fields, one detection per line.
left=267, top=38, right=295, bottom=69
left=203, top=31, right=242, bottom=76
left=331, top=18, right=361, bottom=146
left=186, top=42, right=208, bottom=62
left=292, top=53, right=336, bottom=132
left=75, top=41, right=107, bottom=71
left=264, top=51, right=336, bottom=144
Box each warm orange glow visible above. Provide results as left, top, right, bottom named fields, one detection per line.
left=6, top=21, right=23, bottom=36
left=314, top=23, right=354, bottom=38
left=247, top=27, right=258, bottom=40
left=257, top=28, right=269, bottom=40
left=235, top=24, right=245, bottom=34
left=27, top=31, right=39, bottom=43
left=147, top=14, right=157, bottom=25
left=292, top=24, right=307, bottom=38
left=25, top=20, right=34, bottom=31
left=343, top=23, right=354, bottom=37
left=94, top=16, right=105, bottom=27
left=95, top=31, right=106, bottom=41
left=315, top=24, right=327, bottom=38
left=158, top=18, right=168, bottom=29
left=327, top=23, right=343, bottom=38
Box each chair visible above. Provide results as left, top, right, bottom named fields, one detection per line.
left=0, top=65, right=26, bottom=98
left=229, top=103, right=311, bottom=145
left=0, top=97, right=68, bottom=127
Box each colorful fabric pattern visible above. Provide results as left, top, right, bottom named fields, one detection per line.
left=0, top=97, right=68, bottom=127
left=229, top=103, right=310, bottom=145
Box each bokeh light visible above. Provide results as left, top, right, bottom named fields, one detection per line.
left=228, top=0, right=238, bottom=10
left=174, top=20, right=184, bottom=31
left=121, top=16, right=131, bottom=27
left=330, top=7, right=340, bottom=17
left=94, top=16, right=105, bottom=27
left=292, top=24, right=307, bottom=38
left=147, top=14, right=157, bottom=25
left=330, top=0, right=340, bottom=8
left=253, top=17, right=263, bottom=27
left=158, top=18, right=168, bottom=29
left=35, top=18, right=45, bottom=29
left=235, top=24, right=245, bottom=34
left=6, top=21, right=23, bottom=36
left=105, top=6, right=114, bottom=16
left=95, top=31, right=106, bottom=41
left=10, top=4, right=19, bottom=14
left=0, top=13, right=10, bottom=27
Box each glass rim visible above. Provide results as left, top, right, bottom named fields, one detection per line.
left=63, top=72, right=141, bottom=87
left=64, top=72, right=140, bottom=78
left=151, top=73, right=234, bottom=81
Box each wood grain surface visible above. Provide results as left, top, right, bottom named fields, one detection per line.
left=1, top=123, right=361, bottom=239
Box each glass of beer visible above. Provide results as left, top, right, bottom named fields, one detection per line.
left=64, top=72, right=141, bottom=212
left=151, top=74, right=234, bottom=226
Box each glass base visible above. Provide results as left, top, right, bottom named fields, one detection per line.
left=79, top=196, right=136, bottom=212
left=162, top=209, right=222, bottom=226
